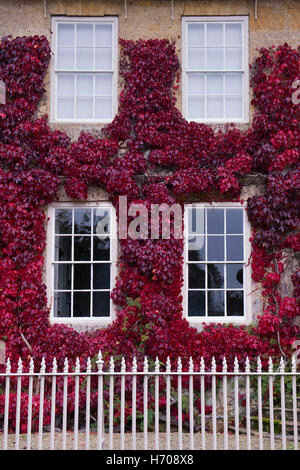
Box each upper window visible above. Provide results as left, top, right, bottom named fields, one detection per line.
left=47, top=203, right=117, bottom=323
left=184, top=203, right=251, bottom=323
left=182, top=16, right=249, bottom=123
left=51, top=17, right=118, bottom=122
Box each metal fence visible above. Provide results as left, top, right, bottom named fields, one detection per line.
left=0, top=353, right=299, bottom=450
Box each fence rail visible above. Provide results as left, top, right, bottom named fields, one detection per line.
left=0, top=353, right=299, bottom=451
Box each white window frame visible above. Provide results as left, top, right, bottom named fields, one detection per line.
left=50, top=16, right=118, bottom=123
left=182, top=16, right=249, bottom=123
left=183, top=202, right=252, bottom=324
left=46, top=201, right=118, bottom=325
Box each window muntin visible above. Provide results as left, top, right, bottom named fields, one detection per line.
left=52, top=17, right=118, bottom=122
left=185, top=205, right=250, bottom=321
left=183, top=17, right=249, bottom=122
left=49, top=204, right=116, bottom=321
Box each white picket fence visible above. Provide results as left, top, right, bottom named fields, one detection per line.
left=0, top=353, right=299, bottom=451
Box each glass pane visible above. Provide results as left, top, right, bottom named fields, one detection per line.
left=77, top=74, right=93, bottom=96
left=188, top=73, right=205, bottom=95
left=225, top=73, right=242, bottom=94
left=208, top=290, right=224, bottom=316
left=188, top=96, right=204, bottom=119
left=54, top=292, right=71, bottom=317
left=226, top=264, right=243, bottom=288
left=225, top=96, right=242, bottom=119
left=95, top=48, right=112, bottom=70
left=55, top=209, right=72, bottom=234
left=207, top=95, right=224, bottom=118
left=225, top=23, right=242, bottom=46
left=74, top=209, right=91, bottom=234
left=188, top=264, right=205, bottom=289
left=188, top=208, right=205, bottom=234
left=207, top=209, right=224, bottom=234
left=188, top=291, right=205, bottom=317
left=227, top=291, right=244, bottom=316
left=95, top=97, right=112, bottom=119
left=207, top=236, right=224, bottom=261
left=94, top=237, right=110, bottom=261
left=57, top=73, right=74, bottom=95
left=57, top=47, right=74, bottom=69
left=188, top=23, right=204, bottom=46
left=93, top=291, right=110, bottom=317
left=74, top=236, right=91, bottom=261
left=207, top=73, right=223, bottom=94
left=54, top=236, right=71, bottom=261
left=93, top=209, right=110, bottom=234
left=73, top=292, right=90, bottom=317
left=225, top=47, right=242, bottom=70
left=226, top=236, right=243, bottom=261
left=188, top=48, right=205, bottom=69
left=95, top=24, right=112, bottom=47
left=57, top=97, right=74, bottom=119
left=76, top=97, right=93, bottom=119
left=76, top=23, right=93, bottom=47
left=207, top=23, right=223, bottom=46
left=226, top=209, right=243, bottom=234
left=208, top=264, right=224, bottom=288
left=76, top=48, right=93, bottom=70
left=206, top=48, right=224, bottom=69
left=188, top=236, right=205, bottom=261
left=95, top=74, right=113, bottom=95
left=74, top=264, right=91, bottom=290
left=93, top=264, right=110, bottom=289
left=54, top=264, right=71, bottom=290
left=58, top=23, right=75, bottom=47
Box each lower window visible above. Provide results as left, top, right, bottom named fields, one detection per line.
left=48, top=203, right=116, bottom=321
left=184, top=203, right=251, bottom=322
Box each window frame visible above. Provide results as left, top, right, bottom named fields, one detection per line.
left=50, top=16, right=119, bottom=124
left=182, top=16, right=249, bottom=124
left=183, top=202, right=252, bottom=324
left=46, top=201, right=118, bottom=325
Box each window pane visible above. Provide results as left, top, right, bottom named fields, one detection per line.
left=95, top=97, right=112, bottom=119
left=227, top=291, right=243, bottom=316
left=57, top=97, right=74, bottom=119
left=74, top=209, right=91, bottom=234
left=207, top=23, right=223, bottom=46
left=95, top=24, right=112, bottom=47
left=55, top=236, right=71, bottom=261
left=94, top=237, right=110, bottom=261
left=207, top=74, right=223, bottom=94
left=225, top=23, right=242, bottom=46
left=54, top=292, right=71, bottom=317
left=58, top=24, right=75, bottom=47
left=77, top=74, right=93, bottom=96
left=76, top=47, right=93, bottom=70
left=208, top=290, right=224, bottom=316
left=188, top=264, right=205, bottom=289
left=226, top=264, right=243, bottom=288
left=226, top=236, right=243, bottom=261
left=208, top=263, right=224, bottom=288
left=95, top=74, right=113, bottom=96
left=55, top=209, right=72, bottom=234
left=207, top=96, right=224, bottom=118
left=76, top=97, right=93, bottom=119
left=188, top=236, right=205, bottom=261
left=95, top=48, right=112, bottom=70
left=74, top=264, right=91, bottom=290
left=57, top=73, right=74, bottom=95
left=93, top=264, right=110, bottom=289
left=188, top=208, right=205, bottom=234
left=93, top=209, right=110, bottom=234
left=188, top=48, right=205, bottom=69
left=76, top=23, right=93, bottom=47
left=188, top=291, right=205, bottom=316
left=225, top=47, right=242, bottom=70
left=57, top=47, right=74, bottom=69
left=54, top=264, right=71, bottom=290
left=225, top=73, right=242, bottom=94
left=207, top=209, right=224, bottom=234
left=73, top=292, right=90, bottom=317
left=188, top=96, right=204, bottom=119
left=207, top=236, right=224, bottom=261
left=188, top=73, right=205, bottom=95
left=74, top=236, right=91, bottom=261
left=93, top=291, right=110, bottom=317
left=225, top=96, right=242, bottom=119
left=206, top=48, right=224, bottom=70
left=188, top=23, right=204, bottom=46
left=226, top=209, right=243, bottom=234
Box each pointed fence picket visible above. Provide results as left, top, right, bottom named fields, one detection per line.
left=0, top=354, right=299, bottom=450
